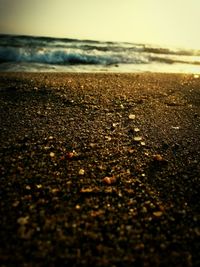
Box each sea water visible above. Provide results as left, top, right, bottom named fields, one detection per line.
left=0, top=34, right=200, bottom=73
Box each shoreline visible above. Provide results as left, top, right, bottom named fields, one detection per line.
left=0, top=72, right=200, bottom=266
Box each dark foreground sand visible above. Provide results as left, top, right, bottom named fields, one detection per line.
left=0, top=72, right=200, bottom=267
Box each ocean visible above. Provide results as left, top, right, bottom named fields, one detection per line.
left=0, top=34, right=200, bottom=73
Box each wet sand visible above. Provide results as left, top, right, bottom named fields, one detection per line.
left=0, top=72, right=200, bottom=266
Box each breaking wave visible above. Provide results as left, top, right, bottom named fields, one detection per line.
left=0, top=34, right=200, bottom=72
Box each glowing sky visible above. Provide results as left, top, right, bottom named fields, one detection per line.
left=0, top=0, right=200, bottom=48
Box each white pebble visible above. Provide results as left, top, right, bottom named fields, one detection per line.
left=79, top=169, right=85, bottom=175
left=129, top=114, right=136, bottom=120
left=50, top=152, right=55, bottom=157
left=134, top=136, right=142, bottom=141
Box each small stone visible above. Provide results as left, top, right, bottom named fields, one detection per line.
left=141, top=206, right=147, bottom=213
left=194, top=74, right=199, bottom=79
left=79, top=169, right=85, bottom=175
left=153, top=154, right=165, bottom=162
left=112, top=122, right=119, bottom=127
left=105, top=136, right=112, bottom=141
left=128, top=148, right=135, bottom=154
left=66, top=150, right=79, bottom=159
left=75, top=204, right=81, bottom=210
left=90, top=210, right=104, bottom=217
left=153, top=211, right=163, bottom=217
left=17, top=216, right=29, bottom=225
left=50, top=152, right=55, bottom=158
left=89, top=143, right=96, bottom=148
left=134, top=136, right=142, bottom=142
left=25, top=185, right=31, bottom=190
left=49, top=136, right=54, bottom=140
left=102, top=176, right=117, bottom=185
left=129, top=114, right=136, bottom=120
left=51, top=188, right=59, bottom=194
left=140, top=141, right=146, bottom=146
left=12, top=201, right=20, bottom=207
left=134, top=127, right=140, bottom=132
left=80, top=187, right=94, bottom=193
left=66, top=151, right=75, bottom=159
left=171, top=126, right=180, bottom=130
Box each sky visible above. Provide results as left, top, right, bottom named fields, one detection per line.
left=0, top=0, right=200, bottom=49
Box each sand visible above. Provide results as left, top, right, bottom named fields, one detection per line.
left=0, top=72, right=200, bottom=266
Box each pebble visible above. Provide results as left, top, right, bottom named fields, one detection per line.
left=25, top=185, right=31, bottom=190
left=79, top=169, right=85, bottom=175
left=141, top=206, right=148, bottom=213
left=105, top=136, right=112, bottom=141
left=12, top=200, right=20, bottom=207
left=153, top=154, right=164, bottom=162
left=153, top=211, right=163, bottom=217
left=66, top=150, right=79, bottom=159
left=17, top=216, right=29, bottom=225
left=171, top=126, right=180, bottom=130
left=89, top=143, right=96, bottom=148
left=134, top=136, right=142, bottom=142
left=112, top=122, right=119, bottom=127
left=134, top=127, right=140, bottom=132
left=80, top=187, right=95, bottom=193
left=75, top=204, right=81, bottom=210
left=102, top=176, right=117, bottom=185
left=50, top=152, right=55, bottom=158
left=51, top=188, right=59, bottom=194
left=129, top=114, right=136, bottom=120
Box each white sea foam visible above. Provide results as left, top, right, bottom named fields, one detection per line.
left=0, top=34, right=200, bottom=73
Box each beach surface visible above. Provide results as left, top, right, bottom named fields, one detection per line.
left=0, top=72, right=200, bottom=266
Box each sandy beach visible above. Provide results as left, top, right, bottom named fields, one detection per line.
left=0, top=72, right=200, bottom=266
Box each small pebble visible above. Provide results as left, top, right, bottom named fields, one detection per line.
left=171, top=126, right=180, bottom=130
left=102, top=176, right=117, bottom=185
left=153, top=211, right=163, bottom=217
left=12, top=201, right=20, bottom=207
left=66, top=151, right=75, bottom=159
left=141, top=206, right=147, bottom=213
left=105, top=136, right=112, bottom=141
left=79, top=169, right=85, bottom=175
left=17, top=216, right=29, bottom=225
left=112, top=122, right=119, bottom=127
left=51, top=188, right=59, bottom=194
left=80, top=187, right=95, bottom=193
left=134, top=127, right=140, bottom=132
left=129, top=114, right=136, bottom=120
left=153, top=154, right=164, bottom=162
left=50, top=152, right=55, bottom=158
left=89, top=143, right=96, bottom=148
left=134, top=136, right=142, bottom=142
left=25, top=185, right=31, bottom=190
